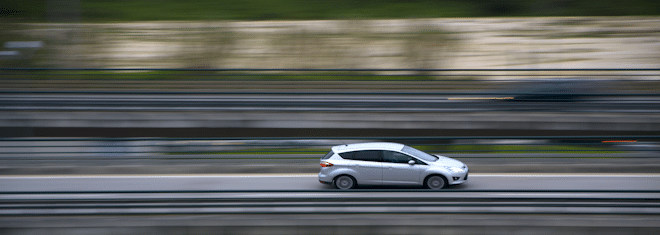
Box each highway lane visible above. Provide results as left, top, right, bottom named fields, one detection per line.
left=1, top=93, right=659, bottom=112
left=2, top=174, right=660, bottom=192
left=2, top=174, right=659, bottom=235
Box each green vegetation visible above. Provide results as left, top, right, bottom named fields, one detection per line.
left=3, top=0, right=659, bottom=22
left=0, top=24, right=46, bottom=68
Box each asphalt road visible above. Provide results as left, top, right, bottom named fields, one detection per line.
left=1, top=93, right=658, bottom=112
left=2, top=174, right=659, bottom=192
left=3, top=174, right=659, bottom=235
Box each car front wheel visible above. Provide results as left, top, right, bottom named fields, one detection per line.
left=334, top=175, right=356, bottom=190
left=425, top=175, right=447, bottom=190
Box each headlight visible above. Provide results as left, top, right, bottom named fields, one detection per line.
left=445, top=166, right=465, bottom=173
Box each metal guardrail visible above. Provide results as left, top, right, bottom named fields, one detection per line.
left=2, top=135, right=659, bottom=141
left=3, top=90, right=660, bottom=96
left=2, top=68, right=660, bottom=72
left=3, top=189, right=660, bottom=194
left=2, top=189, right=659, bottom=216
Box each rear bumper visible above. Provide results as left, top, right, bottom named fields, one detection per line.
left=319, top=172, right=333, bottom=184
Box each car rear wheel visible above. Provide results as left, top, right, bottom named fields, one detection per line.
left=334, top=175, right=356, bottom=190
left=425, top=175, right=447, bottom=190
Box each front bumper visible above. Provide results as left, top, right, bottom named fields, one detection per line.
left=449, top=169, right=468, bottom=185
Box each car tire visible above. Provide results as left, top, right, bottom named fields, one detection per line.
left=334, top=175, right=356, bottom=190
left=425, top=175, right=447, bottom=190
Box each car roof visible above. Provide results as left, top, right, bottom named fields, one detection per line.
left=331, top=142, right=405, bottom=153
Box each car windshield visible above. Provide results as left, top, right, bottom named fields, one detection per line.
left=401, top=145, right=438, bottom=162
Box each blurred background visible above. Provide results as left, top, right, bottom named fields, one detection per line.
left=1, top=1, right=660, bottom=235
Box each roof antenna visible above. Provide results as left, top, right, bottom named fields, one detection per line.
left=339, top=139, right=347, bottom=146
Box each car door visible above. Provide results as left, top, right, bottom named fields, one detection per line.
left=351, top=150, right=383, bottom=185
left=381, top=150, right=422, bottom=185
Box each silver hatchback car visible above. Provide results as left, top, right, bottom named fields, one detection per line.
left=319, top=142, right=468, bottom=189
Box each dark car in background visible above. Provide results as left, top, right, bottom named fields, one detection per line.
left=503, top=78, right=612, bottom=102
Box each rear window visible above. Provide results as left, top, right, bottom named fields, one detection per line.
left=322, top=150, right=334, bottom=160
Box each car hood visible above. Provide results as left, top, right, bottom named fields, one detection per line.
left=432, top=154, right=465, bottom=168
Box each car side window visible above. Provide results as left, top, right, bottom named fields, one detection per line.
left=338, top=151, right=355, bottom=160
left=351, top=150, right=382, bottom=162
left=412, top=158, right=427, bottom=165
left=382, top=151, right=411, bottom=164
left=383, top=151, right=427, bottom=165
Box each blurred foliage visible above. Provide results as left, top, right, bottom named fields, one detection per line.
left=2, top=0, right=659, bottom=22
left=0, top=24, right=48, bottom=67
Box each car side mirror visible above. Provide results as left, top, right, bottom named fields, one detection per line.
left=408, top=160, right=415, bottom=165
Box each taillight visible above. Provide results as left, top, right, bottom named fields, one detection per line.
left=320, top=162, right=333, bottom=167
